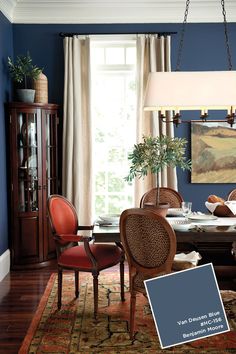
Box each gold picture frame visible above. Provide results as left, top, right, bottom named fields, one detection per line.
left=191, top=122, right=236, bottom=183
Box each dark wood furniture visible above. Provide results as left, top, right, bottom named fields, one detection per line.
left=7, top=102, right=59, bottom=269
left=47, top=194, right=125, bottom=318
left=93, top=223, right=236, bottom=279
left=140, top=187, right=184, bottom=208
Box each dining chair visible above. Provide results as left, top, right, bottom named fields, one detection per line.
left=47, top=194, right=125, bottom=318
left=140, top=187, right=184, bottom=208
left=120, top=208, right=196, bottom=339
left=227, top=189, right=236, bottom=201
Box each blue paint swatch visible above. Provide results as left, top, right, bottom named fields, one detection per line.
left=144, top=263, right=230, bottom=349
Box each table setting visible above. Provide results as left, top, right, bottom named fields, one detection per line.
left=94, top=193, right=236, bottom=234
left=167, top=198, right=236, bottom=232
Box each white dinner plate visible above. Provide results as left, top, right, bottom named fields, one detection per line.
left=169, top=219, right=194, bottom=231
left=99, top=214, right=120, bottom=223
left=187, top=214, right=217, bottom=222
left=21, top=119, right=37, bottom=146
left=167, top=208, right=184, bottom=217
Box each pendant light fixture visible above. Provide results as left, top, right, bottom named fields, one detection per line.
left=144, top=0, right=236, bottom=127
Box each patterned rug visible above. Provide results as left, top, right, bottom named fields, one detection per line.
left=19, top=269, right=236, bottom=353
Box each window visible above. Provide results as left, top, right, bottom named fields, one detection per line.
left=91, top=38, right=136, bottom=217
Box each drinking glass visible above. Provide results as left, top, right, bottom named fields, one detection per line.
left=181, top=202, right=192, bottom=217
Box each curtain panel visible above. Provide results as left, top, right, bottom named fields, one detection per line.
left=134, top=35, right=177, bottom=206
left=63, top=36, right=93, bottom=224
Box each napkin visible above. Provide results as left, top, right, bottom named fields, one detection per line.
left=205, top=201, right=236, bottom=215
left=205, top=201, right=221, bottom=214
left=224, top=201, right=236, bottom=215
left=174, top=251, right=202, bottom=266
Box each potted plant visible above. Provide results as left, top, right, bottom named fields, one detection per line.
left=8, top=52, right=42, bottom=103
left=125, top=135, right=191, bottom=210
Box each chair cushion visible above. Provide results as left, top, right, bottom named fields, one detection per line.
left=58, top=244, right=122, bottom=270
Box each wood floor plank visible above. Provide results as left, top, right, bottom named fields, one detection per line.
left=0, top=261, right=235, bottom=353
left=0, top=263, right=56, bottom=353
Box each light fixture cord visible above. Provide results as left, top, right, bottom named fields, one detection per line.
left=176, top=0, right=190, bottom=71
left=176, top=0, right=233, bottom=71
left=221, top=0, right=233, bottom=70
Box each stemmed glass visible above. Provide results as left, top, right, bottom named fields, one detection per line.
left=182, top=202, right=192, bottom=217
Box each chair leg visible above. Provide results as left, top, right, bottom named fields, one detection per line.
left=130, top=292, right=136, bottom=339
left=74, top=270, right=79, bottom=298
left=58, top=268, right=63, bottom=310
left=93, top=273, right=99, bottom=319
left=120, top=260, right=125, bottom=301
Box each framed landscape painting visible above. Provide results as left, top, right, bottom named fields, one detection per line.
left=191, top=122, right=236, bottom=183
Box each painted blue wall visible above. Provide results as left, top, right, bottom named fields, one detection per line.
left=0, top=12, right=13, bottom=255
left=12, top=22, right=236, bottom=211
left=171, top=23, right=236, bottom=211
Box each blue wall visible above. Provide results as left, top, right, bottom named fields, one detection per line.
left=170, top=23, right=236, bottom=211
left=11, top=22, right=236, bottom=212
left=0, top=12, right=13, bottom=255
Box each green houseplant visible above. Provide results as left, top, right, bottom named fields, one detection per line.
left=8, top=52, right=42, bottom=103
left=125, top=135, right=191, bottom=207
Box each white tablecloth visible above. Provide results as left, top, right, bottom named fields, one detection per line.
left=167, top=216, right=236, bottom=226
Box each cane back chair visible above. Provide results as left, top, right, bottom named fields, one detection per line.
left=227, top=189, right=236, bottom=201
left=120, top=208, right=177, bottom=339
left=140, top=187, right=183, bottom=208
left=48, top=194, right=125, bottom=318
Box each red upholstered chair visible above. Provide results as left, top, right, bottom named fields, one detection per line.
left=47, top=194, right=125, bottom=318
left=140, top=187, right=183, bottom=208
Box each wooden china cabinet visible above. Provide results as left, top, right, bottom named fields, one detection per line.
left=7, top=102, right=59, bottom=269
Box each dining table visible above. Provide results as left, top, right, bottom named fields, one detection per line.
left=93, top=215, right=236, bottom=284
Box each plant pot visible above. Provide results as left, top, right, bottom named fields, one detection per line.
left=143, top=202, right=170, bottom=217
left=17, top=89, right=35, bottom=103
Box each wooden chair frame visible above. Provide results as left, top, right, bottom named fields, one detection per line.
left=140, top=187, right=183, bottom=209
left=48, top=194, right=125, bottom=318
left=120, top=208, right=176, bottom=338
left=227, top=189, right=236, bottom=201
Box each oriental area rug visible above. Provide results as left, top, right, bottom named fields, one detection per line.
left=19, top=270, right=236, bottom=353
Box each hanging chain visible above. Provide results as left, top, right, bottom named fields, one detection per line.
left=176, top=0, right=233, bottom=71
left=221, top=0, right=233, bottom=70
left=176, top=0, right=190, bottom=71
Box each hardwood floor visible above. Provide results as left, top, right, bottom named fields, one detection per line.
left=0, top=262, right=235, bottom=353
left=0, top=262, right=57, bottom=354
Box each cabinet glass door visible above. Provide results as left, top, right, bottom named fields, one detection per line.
left=46, top=112, right=57, bottom=197
left=17, top=112, right=39, bottom=212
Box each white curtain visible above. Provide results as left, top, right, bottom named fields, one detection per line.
left=134, top=35, right=177, bottom=206
left=62, top=36, right=93, bottom=224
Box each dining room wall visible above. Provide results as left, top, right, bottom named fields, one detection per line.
left=0, top=11, right=13, bottom=257
left=12, top=22, right=236, bottom=212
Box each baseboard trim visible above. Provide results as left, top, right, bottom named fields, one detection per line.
left=0, top=249, right=10, bottom=281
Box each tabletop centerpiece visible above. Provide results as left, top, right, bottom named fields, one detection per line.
left=125, top=135, right=191, bottom=213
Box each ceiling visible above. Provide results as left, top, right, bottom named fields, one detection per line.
left=0, top=0, right=236, bottom=24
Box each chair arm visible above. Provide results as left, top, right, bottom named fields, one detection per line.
left=56, top=233, right=97, bottom=268
left=55, top=234, right=92, bottom=243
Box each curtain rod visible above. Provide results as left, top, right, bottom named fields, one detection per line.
left=59, top=31, right=177, bottom=37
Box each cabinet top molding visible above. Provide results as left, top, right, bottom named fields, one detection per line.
left=6, top=102, right=59, bottom=109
